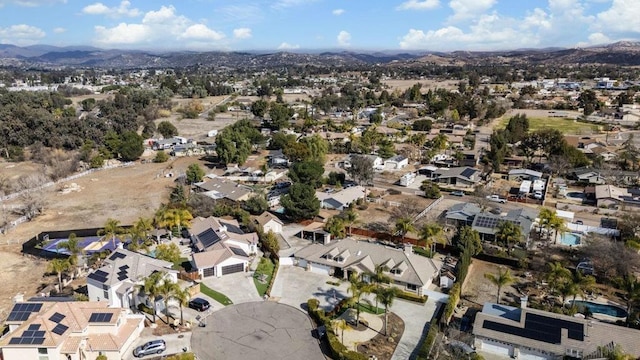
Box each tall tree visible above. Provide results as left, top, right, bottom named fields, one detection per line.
left=347, top=155, right=374, bottom=187
left=56, top=233, right=83, bottom=275
left=418, top=223, right=446, bottom=253
left=347, top=273, right=372, bottom=325
left=484, top=267, right=515, bottom=304
left=172, top=286, right=191, bottom=326
left=48, top=258, right=71, bottom=293
left=281, top=183, right=320, bottom=221
left=616, top=274, right=640, bottom=324
left=97, top=218, right=124, bottom=249
left=545, top=262, right=571, bottom=295
left=395, top=216, right=415, bottom=243
left=494, top=221, right=523, bottom=255
left=324, top=216, right=346, bottom=238
left=378, top=287, right=399, bottom=336
left=342, top=208, right=358, bottom=236
left=288, top=160, right=324, bottom=188
left=186, top=163, right=205, bottom=184
left=139, top=271, right=164, bottom=323
left=157, top=280, right=180, bottom=323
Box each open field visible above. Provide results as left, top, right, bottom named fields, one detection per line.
left=498, top=116, right=600, bottom=134
left=382, top=79, right=459, bottom=92
left=461, top=260, right=525, bottom=307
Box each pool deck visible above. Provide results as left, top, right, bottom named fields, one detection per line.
left=569, top=296, right=627, bottom=323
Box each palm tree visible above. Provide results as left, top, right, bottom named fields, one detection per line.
left=616, top=274, right=640, bottom=324
left=172, top=287, right=191, bottom=326
left=97, top=218, right=124, bottom=249
left=157, top=280, right=180, bottom=324
left=378, top=287, right=399, bottom=336
left=48, top=258, right=71, bottom=293
left=395, top=217, right=415, bottom=243
left=347, top=273, right=371, bottom=325
left=156, top=208, right=193, bottom=236
left=331, top=319, right=348, bottom=344
left=538, top=207, right=555, bottom=239
left=324, top=216, right=346, bottom=239
left=56, top=233, right=84, bottom=276
left=484, top=267, right=515, bottom=304
left=139, top=271, right=164, bottom=323
left=568, top=271, right=596, bottom=309
left=418, top=223, right=446, bottom=253
left=367, top=265, right=391, bottom=314
left=128, top=217, right=153, bottom=253
left=170, top=208, right=193, bottom=235
left=549, top=216, right=567, bottom=244
left=342, top=208, right=358, bottom=236
left=494, top=221, right=522, bottom=255
left=545, top=262, right=572, bottom=295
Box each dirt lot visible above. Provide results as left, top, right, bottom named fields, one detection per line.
left=461, top=260, right=526, bottom=308
left=0, top=157, right=208, bottom=315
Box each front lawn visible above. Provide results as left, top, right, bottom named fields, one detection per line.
left=499, top=116, right=599, bottom=134
left=200, top=283, right=233, bottom=306
left=357, top=302, right=386, bottom=315
left=253, top=257, right=276, bottom=297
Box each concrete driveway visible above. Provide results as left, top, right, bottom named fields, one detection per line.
left=122, top=331, right=192, bottom=360
left=201, top=271, right=262, bottom=304
left=269, top=264, right=349, bottom=311
left=191, top=302, right=324, bottom=360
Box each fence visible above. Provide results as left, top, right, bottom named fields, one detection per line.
left=413, top=196, right=444, bottom=223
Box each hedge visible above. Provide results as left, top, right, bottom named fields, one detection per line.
left=416, top=317, right=439, bottom=359
left=397, top=291, right=428, bottom=303
left=443, top=282, right=461, bottom=324
left=265, top=259, right=279, bottom=297
left=306, top=299, right=367, bottom=360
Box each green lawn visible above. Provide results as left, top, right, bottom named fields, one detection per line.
left=498, top=116, right=600, bottom=134
left=253, top=257, right=276, bottom=297
left=200, top=283, right=233, bottom=306
left=357, top=302, right=386, bottom=315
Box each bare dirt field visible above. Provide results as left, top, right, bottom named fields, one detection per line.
left=382, top=79, right=459, bottom=92
left=461, top=260, right=526, bottom=308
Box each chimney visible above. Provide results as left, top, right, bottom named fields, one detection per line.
left=520, top=295, right=528, bottom=309
left=404, top=243, right=413, bottom=254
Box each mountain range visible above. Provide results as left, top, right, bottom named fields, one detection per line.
left=1, top=42, right=639, bottom=69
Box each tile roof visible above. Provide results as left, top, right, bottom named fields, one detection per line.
left=255, top=211, right=284, bottom=228
left=88, top=248, right=175, bottom=286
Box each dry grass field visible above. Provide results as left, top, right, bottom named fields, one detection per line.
left=382, top=79, right=459, bottom=92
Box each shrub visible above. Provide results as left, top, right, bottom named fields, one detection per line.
left=417, top=318, right=439, bottom=359
left=137, top=303, right=154, bottom=316
left=413, top=246, right=433, bottom=258
left=154, top=150, right=169, bottom=163
left=397, top=291, right=428, bottom=303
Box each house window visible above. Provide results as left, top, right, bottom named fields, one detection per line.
left=103, top=290, right=109, bottom=299
left=406, top=283, right=418, bottom=292
left=38, top=348, right=48, bottom=360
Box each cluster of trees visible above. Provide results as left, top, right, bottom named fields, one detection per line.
left=215, top=119, right=265, bottom=164
left=269, top=133, right=329, bottom=163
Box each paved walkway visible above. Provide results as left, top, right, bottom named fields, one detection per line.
left=191, top=302, right=324, bottom=360
left=336, top=309, right=384, bottom=351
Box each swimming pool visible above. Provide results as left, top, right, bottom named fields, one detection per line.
left=560, top=232, right=581, bottom=246
left=569, top=300, right=627, bottom=318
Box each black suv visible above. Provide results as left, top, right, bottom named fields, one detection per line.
left=188, top=298, right=211, bottom=312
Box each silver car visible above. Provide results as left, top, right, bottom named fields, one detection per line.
left=133, top=339, right=166, bottom=357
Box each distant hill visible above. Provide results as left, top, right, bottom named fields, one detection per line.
left=0, top=42, right=639, bottom=69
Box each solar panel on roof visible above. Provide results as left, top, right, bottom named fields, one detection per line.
left=89, top=312, right=113, bottom=323
left=28, top=324, right=40, bottom=331
left=22, top=330, right=35, bottom=337
left=31, top=338, right=45, bottom=345
left=49, top=312, right=65, bottom=323
left=198, top=228, right=221, bottom=248
left=52, top=323, right=69, bottom=335
left=34, top=331, right=45, bottom=337
left=8, top=338, right=20, bottom=345
left=230, top=247, right=248, bottom=257
left=461, top=168, right=476, bottom=178
left=221, top=222, right=244, bottom=234
left=109, top=251, right=126, bottom=261
left=119, top=265, right=129, bottom=270
left=88, top=270, right=109, bottom=283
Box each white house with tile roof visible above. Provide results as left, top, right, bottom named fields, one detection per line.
left=0, top=301, right=144, bottom=360
left=86, top=248, right=178, bottom=309
left=293, top=238, right=439, bottom=296
left=188, top=216, right=258, bottom=279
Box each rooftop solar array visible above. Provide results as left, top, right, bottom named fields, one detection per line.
left=52, top=323, right=69, bottom=336
left=483, top=313, right=584, bottom=344
left=49, top=312, right=65, bottom=323
left=461, top=168, right=477, bottom=178
left=7, top=303, right=43, bottom=322
left=8, top=324, right=47, bottom=346
left=88, top=269, right=109, bottom=283
left=221, top=222, right=244, bottom=235
left=230, top=247, right=248, bottom=257
left=117, top=265, right=129, bottom=281
left=27, top=324, right=41, bottom=331
left=89, top=312, right=113, bottom=323
left=198, top=228, right=221, bottom=248
left=474, top=215, right=500, bottom=229
left=109, top=251, right=127, bottom=261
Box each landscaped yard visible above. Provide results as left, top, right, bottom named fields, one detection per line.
left=200, top=283, right=233, bottom=306
left=253, top=257, right=276, bottom=297
left=498, top=116, right=600, bottom=134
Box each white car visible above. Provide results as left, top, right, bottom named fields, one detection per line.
left=533, top=191, right=543, bottom=200
left=486, top=195, right=507, bottom=204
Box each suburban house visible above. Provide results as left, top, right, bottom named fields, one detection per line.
left=193, top=176, right=253, bottom=202
left=473, top=301, right=640, bottom=360
left=444, top=203, right=482, bottom=227
left=507, top=169, right=543, bottom=182
left=254, top=211, right=284, bottom=234
left=384, top=155, right=409, bottom=170
left=87, top=249, right=178, bottom=308
left=471, top=208, right=538, bottom=242
left=341, top=154, right=383, bottom=171
left=0, top=301, right=144, bottom=360
left=594, top=184, right=640, bottom=209
left=188, top=216, right=258, bottom=278
left=293, top=238, right=439, bottom=296
left=432, top=167, right=481, bottom=188
left=570, top=167, right=639, bottom=185
left=316, top=186, right=366, bottom=211
left=267, top=149, right=289, bottom=168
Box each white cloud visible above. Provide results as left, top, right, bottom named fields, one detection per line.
left=0, top=0, right=66, bottom=7
left=396, top=0, right=439, bottom=11
left=278, top=42, right=300, bottom=50
left=53, top=27, right=66, bottom=33
left=576, top=32, right=612, bottom=47
left=233, top=28, right=252, bottom=39
left=337, top=30, right=351, bottom=47
left=448, top=0, right=496, bottom=21
left=522, top=8, right=551, bottom=30
left=92, top=5, right=227, bottom=49
left=596, top=0, right=640, bottom=33
left=0, top=24, right=46, bottom=45
left=82, top=0, right=140, bottom=18
left=332, top=8, right=345, bottom=15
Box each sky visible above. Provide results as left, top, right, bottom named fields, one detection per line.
left=0, top=0, right=638, bottom=52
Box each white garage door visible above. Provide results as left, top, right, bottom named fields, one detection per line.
left=480, top=340, right=512, bottom=357
left=519, top=350, right=550, bottom=360
left=310, top=263, right=331, bottom=275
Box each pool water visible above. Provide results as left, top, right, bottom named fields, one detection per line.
left=569, top=300, right=628, bottom=318
left=560, top=233, right=581, bottom=246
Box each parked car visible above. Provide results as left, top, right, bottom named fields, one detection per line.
left=188, top=298, right=211, bottom=312
left=486, top=195, right=507, bottom=204
left=133, top=340, right=166, bottom=357
left=533, top=191, right=543, bottom=200
left=451, top=190, right=465, bottom=197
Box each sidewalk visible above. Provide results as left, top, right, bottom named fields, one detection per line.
left=337, top=309, right=383, bottom=351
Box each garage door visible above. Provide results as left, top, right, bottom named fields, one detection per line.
left=222, top=263, right=244, bottom=275
left=519, top=350, right=550, bottom=360
left=203, top=267, right=215, bottom=277
left=298, top=259, right=308, bottom=268
left=310, top=263, right=331, bottom=275
left=480, top=340, right=512, bottom=357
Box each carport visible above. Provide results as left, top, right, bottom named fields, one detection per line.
left=295, top=222, right=331, bottom=244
